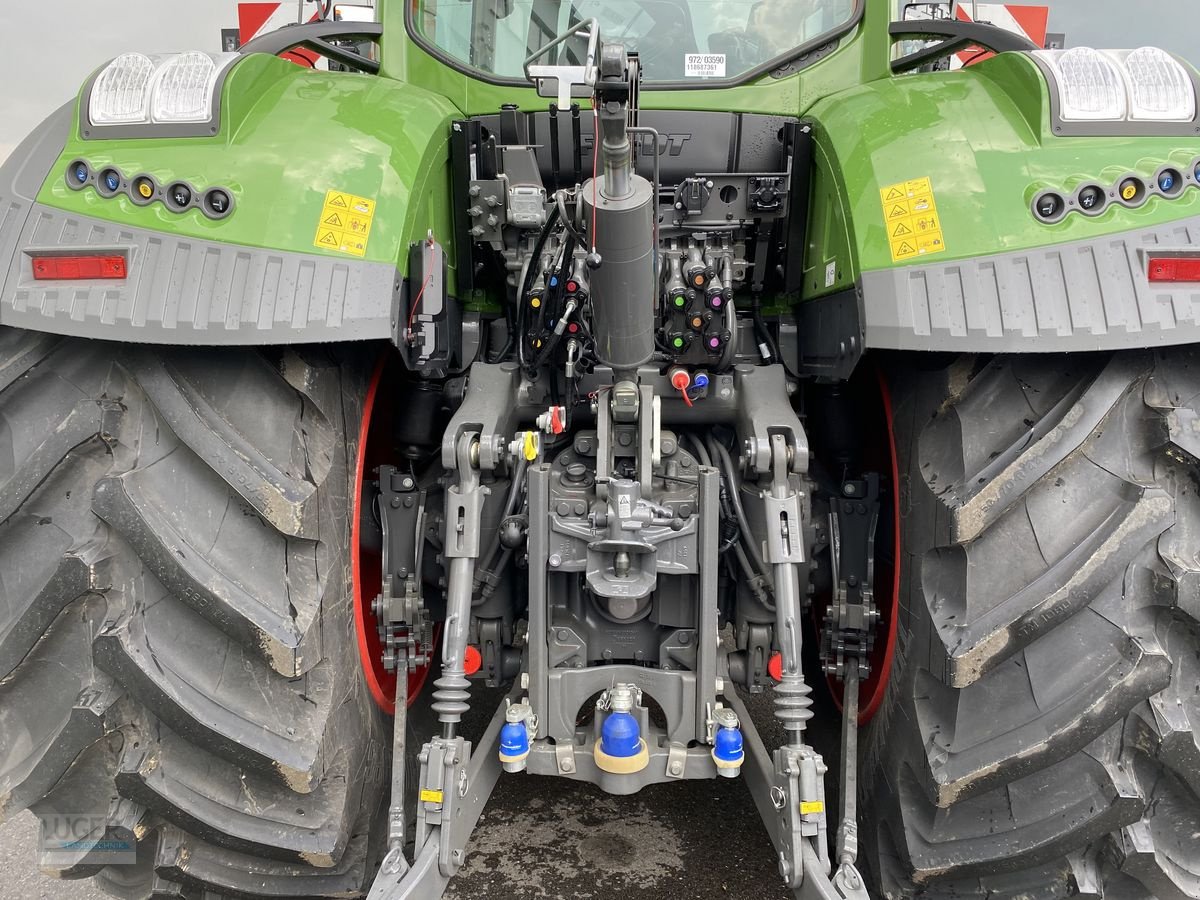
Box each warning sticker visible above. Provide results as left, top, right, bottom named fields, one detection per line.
left=313, top=189, right=375, bottom=257
left=879, top=177, right=947, bottom=263
left=419, top=789, right=443, bottom=805
left=684, top=53, right=726, bottom=77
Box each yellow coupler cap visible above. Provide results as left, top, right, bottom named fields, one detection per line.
left=594, top=738, right=650, bottom=774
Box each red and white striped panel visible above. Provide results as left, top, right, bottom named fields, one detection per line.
left=952, top=3, right=1049, bottom=67
left=238, top=2, right=323, bottom=67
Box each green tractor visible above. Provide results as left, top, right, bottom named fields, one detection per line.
left=2, top=1, right=1199, bottom=897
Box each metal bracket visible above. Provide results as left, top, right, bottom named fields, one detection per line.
left=773, top=743, right=829, bottom=889
left=366, top=691, right=516, bottom=900
left=523, top=17, right=600, bottom=109
left=374, top=466, right=432, bottom=674
left=820, top=475, right=880, bottom=681
left=665, top=742, right=688, bottom=779
left=725, top=689, right=867, bottom=900
left=554, top=740, right=577, bottom=775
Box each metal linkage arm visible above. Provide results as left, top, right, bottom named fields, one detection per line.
left=725, top=690, right=869, bottom=900
left=367, top=691, right=516, bottom=900
left=764, top=434, right=811, bottom=749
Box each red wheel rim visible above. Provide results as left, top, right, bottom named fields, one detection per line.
left=352, top=353, right=433, bottom=715
left=823, top=365, right=901, bottom=726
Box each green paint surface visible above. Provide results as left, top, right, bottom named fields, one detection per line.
left=30, top=2, right=1200, bottom=309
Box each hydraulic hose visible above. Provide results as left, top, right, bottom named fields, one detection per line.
left=517, top=203, right=562, bottom=374
left=708, top=435, right=774, bottom=594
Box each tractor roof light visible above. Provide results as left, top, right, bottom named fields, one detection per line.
left=1034, top=47, right=1198, bottom=127
left=1116, top=47, right=1196, bottom=122
left=88, top=51, right=238, bottom=128
left=88, top=52, right=159, bottom=125
left=1035, top=48, right=1127, bottom=122
left=151, top=52, right=238, bottom=124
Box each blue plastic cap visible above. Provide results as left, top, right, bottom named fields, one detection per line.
left=693, top=372, right=710, bottom=389
left=1160, top=172, right=1177, bottom=192
left=500, top=721, right=529, bottom=757
left=600, top=710, right=642, bottom=758
left=713, top=725, right=744, bottom=764
left=74, top=165, right=88, bottom=183
left=105, top=174, right=119, bottom=191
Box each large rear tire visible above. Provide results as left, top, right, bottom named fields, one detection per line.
left=0, top=327, right=388, bottom=898
left=862, top=350, right=1200, bottom=899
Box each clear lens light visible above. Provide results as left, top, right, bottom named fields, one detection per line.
left=1116, top=47, right=1196, bottom=122
left=89, top=52, right=158, bottom=125
left=1035, top=48, right=1128, bottom=121
left=150, top=52, right=237, bottom=124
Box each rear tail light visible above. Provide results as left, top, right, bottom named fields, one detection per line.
left=31, top=254, right=127, bottom=280
left=1148, top=256, right=1200, bottom=284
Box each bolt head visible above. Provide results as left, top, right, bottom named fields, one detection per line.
left=670, top=762, right=683, bottom=775
left=561, top=758, right=574, bottom=772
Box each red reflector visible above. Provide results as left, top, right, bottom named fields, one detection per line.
left=1148, top=257, right=1200, bottom=284
left=31, top=255, right=127, bottom=281
left=464, top=644, right=482, bottom=676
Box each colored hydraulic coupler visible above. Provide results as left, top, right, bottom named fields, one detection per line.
left=499, top=700, right=535, bottom=773
left=594, top=684, right=649, bottom=774
left=711, top=707, right=744, bottom=778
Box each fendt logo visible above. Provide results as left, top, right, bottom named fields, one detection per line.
left=579, top=131, right=692, bottom=157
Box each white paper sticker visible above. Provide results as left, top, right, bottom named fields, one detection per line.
left=825, top=261, right=837, bottom=288
left=684, top=53, right=726, bottom=78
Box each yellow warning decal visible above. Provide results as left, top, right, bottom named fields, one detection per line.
left=799, top=800, right=825, bottom=816
left=419, top=789, right=444, bottom=804
left=879, top=177, right=947, bottom=263
left=313, top=189, right=375, bottom=257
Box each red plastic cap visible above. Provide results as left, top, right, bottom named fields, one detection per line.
left=670, top=369, right=691, bottom=391
left=767, top=651, right=782, bottom=682
left=464, top=645, right=482, bottom=676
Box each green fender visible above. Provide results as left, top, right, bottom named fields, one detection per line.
left=37, top=53, right=464, bottom=283
left=803, top=51, right=1200, bottom=298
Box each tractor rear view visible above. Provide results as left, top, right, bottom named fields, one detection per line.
left=0, top=1, right=1198, bottom=898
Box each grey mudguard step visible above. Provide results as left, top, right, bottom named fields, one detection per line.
left=861, top=214, right=1200, bottom=352
left=0, top=203, right=398, bottom=345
